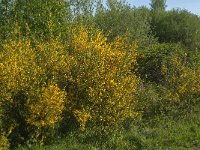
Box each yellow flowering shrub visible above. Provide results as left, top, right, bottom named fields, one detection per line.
left=162, top=53, right=200, bottom=104
left=137, top=43, right=200, bottom=116
left=35, top=37, right=72, bottom=84
left=0, top=39, right=40, bottom=145
left=73, top=108, right=91, bottom=131
left=0, top=36, right=69, bottom=145
left=0, top=24, right=139, bottom=146
left=0, top=39, right=39, bottom=102
left=66, top=26, right=139, bottom=130
left=0, top=134, right=9, bottom=150
left=27, top=83, right=66, bottom=143
left=27, top=84, right=65, bottom=128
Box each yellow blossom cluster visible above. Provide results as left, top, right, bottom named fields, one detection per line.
left=27, top=84, right=66, bottom=128
left=67, top=26, right=139, bottom=130
left=0, top=25, right=139, bottom=146
left=162, top=54, right=200, bottom=102
left=0, top=37, right=69, bottom=144
left=0, top=134, right=9, bottom=150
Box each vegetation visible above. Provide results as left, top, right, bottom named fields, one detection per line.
left=0, top=0, right=200, bottom=149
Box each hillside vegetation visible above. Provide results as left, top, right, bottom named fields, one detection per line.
left=0, top=0, right=200, bottom=149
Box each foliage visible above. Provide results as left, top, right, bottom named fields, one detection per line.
left=136, top=84, right=180, bottom=118
left=0, top=34, right=70, bottom=146
left=0, top=0, right=14, bottom=41
left=162, top=52, right=200, bottom=105
left=68, top=0, right=96, bottom=21
left=137, top=43, right=185, bottom=84
left=27, top=84, right=66, bottom=142
left=0, top=134, right=10, bottom=150
left=16, top=103, right=200, bottom=150
left=137, top=42, right=200, bottom=114
left=151, top=9, right=200, bottom=50
left=150, top=0, right=166, bottom=12
left=0, top=24, right=139, bottom=147
left=65, top=25, right=139, bottom=131
left=1, top=0, right=200, bottom=149
left=95, top=2, right=156, bottom=49
left=0, top=0, right=70, bottom=40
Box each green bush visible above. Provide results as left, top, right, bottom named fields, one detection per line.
left=137, top=43, right=185, bottom=84
left=137, top=42, right=200, bottom=117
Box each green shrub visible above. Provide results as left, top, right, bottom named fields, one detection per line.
left=137, top=43, right=186, bottom=84
left=137, top=42, right=200, bottom=117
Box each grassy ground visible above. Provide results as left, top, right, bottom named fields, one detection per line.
left=16, top=104, right=200, bottom=150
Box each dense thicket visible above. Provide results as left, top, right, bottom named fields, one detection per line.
left=151, top=9, right=200, bottom=50
left=0, top=0, right=200, bottom=149
left=94, top=1, right=157, bottom=49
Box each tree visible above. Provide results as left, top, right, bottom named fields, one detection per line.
left=150, top=0, right=166, bottom=12
left=67, top=0, right=98, bottom=25
left=0, top=0, right=70, bottom=40
left=95, top=1, right=157, bottom=49
left=0, top=0, right=14, bottom=40
left=151, top=9, right=200, bottom=51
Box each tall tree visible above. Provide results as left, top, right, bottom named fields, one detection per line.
left=150, top=0, right=166, bottom=43
left=0, top=0, right=71, bottom=40
left=12, top=0, right=70, bottom=38
left=151, top=9, right=200, bottom=50
left=150, top=0, right=166, bottom=12
left=95, top=1, right=156, bottom=49
left=0, top=0, right=13, bottom=40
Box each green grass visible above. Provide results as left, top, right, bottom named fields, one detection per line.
left=16, top=104, right=200, bottom=150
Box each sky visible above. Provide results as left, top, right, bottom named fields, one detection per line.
left=126, top=0, right=200, bottom=16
